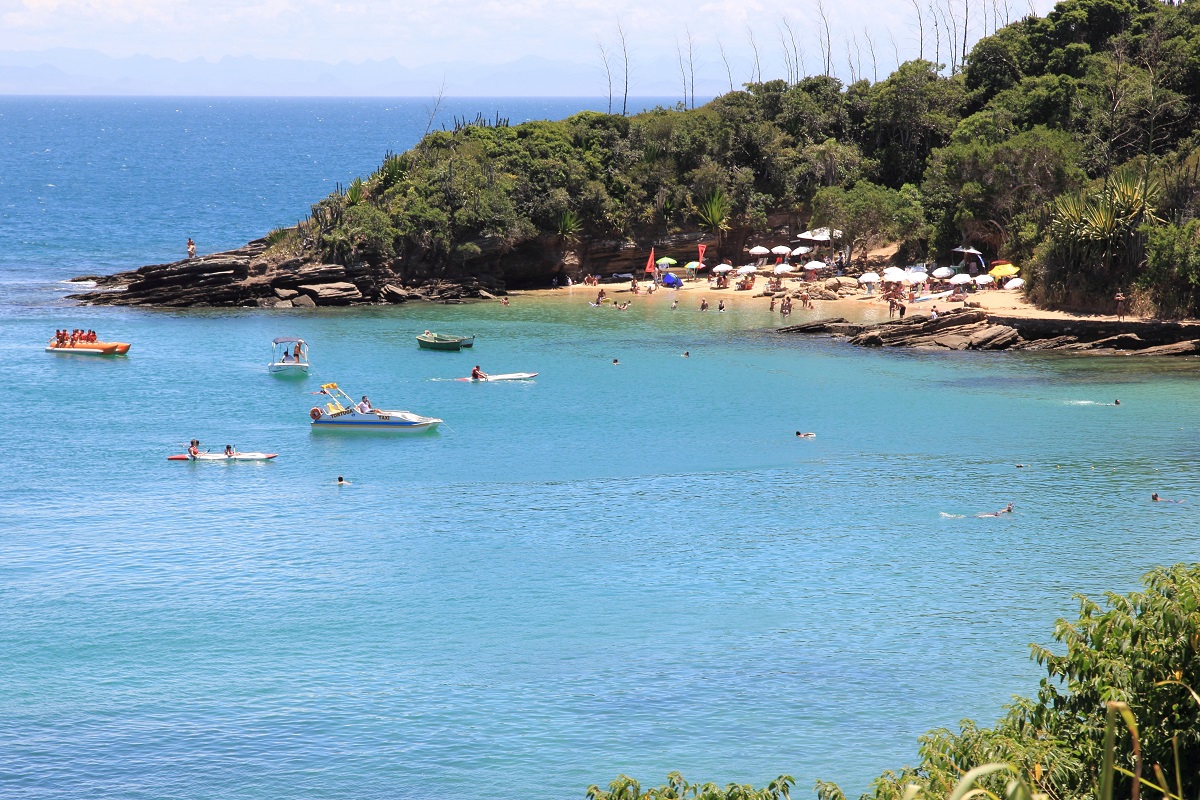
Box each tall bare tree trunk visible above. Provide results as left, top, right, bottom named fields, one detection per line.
left=597, top=39, right=614, bottom=114
left=911, top=0, right=925, bottom=60
left=747, top=26, right=763, bottom=83
left=617, top=19, right=630, bottom=116
left=864, top=28, right=878, bottom=82
left=717, top=38, right=734, bottom=93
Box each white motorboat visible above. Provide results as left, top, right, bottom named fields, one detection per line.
left=309, top=383, right=442, bottom=433
left=269, top=336, right=309, bottom=375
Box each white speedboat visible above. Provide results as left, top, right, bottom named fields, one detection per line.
left=309, top=383, right=442, bottom=433
left=269, top=336, right=309, bottom=375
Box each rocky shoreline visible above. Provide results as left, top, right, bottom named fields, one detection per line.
left=780, top=307, right=1200, bottom=355
left=67, top=239, right=510, bottom=308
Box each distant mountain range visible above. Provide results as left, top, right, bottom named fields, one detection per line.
left=0, top=49, right=721, bottom=97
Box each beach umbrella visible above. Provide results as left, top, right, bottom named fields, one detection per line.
left=858, top=272, right=880, bottom=283
left=948, top=274, right=974, bottom=285
left=773, top=264, right=794, bottom=275
left=952, top=246, right=983, bottom=255
left=974, top=274, right=995, bottom=285
left=803, top=260, right=827, bottom=270
left=683, top=261, right=701, bottom=269
left=771, top=245, right=792, bottom=255
left=656, top=256, right=677, bottom=265
left=989, top=263, right=1019, bottom=278
left=736, top=264, right=758, bottom=274
left=748, top=245, right=771, bottom=255
left=791, top=245, right=812, bottom=256
left=905, top=272, right=928, bottom=283
left=713, top=264, right=734, bottom=273
left=932, top=266, right=955, bottom=279
left=1004, top=277, right=1025, bottom=289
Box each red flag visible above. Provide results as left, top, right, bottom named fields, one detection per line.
left=698, top=243, right=707, bottom=262
left=645, top=247, right=656, bottom=274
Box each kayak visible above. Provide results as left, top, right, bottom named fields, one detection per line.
left=168, top=452, right=278, bottom=461
left=455, top=372, right=538, bottom=382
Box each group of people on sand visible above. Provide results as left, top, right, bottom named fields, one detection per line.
left=54, top=329, right=99, bottom=346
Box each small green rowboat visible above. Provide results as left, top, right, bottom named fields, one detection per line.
left=417, top=332, right=475, bottom=351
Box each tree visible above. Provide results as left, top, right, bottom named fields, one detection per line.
left=810, top=181, right=912, bottom=263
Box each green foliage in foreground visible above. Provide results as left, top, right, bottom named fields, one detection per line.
left=592, top=564, right=1200, bottom=800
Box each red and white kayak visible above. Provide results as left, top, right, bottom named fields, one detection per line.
left=168, top=452, right=278, bottom=461
left=455, top=372, right=538, bottom=382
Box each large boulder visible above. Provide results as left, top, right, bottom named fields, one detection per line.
left=291, top=294, right=316, bottom=308
left=298, top=282, right=362, bottom=305
left=272, top=263, right=348, bottom=289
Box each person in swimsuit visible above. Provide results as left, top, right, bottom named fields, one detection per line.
left=224, top=445, right=236, bottom=457
left=471, top=366, right=487, bottom=381
left=187, top=238, right=196, bottom=259
left=976, top=502, right=1014, bottom=517
left=1152, top=493, right=1184, bottom=503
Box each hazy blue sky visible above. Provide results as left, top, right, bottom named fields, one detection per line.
left=1, top=0, right=1059, bottom=94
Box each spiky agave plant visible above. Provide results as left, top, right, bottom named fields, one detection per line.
left=346, top=177, right=365, bottom=207
left=557, top=209, right=583, bottom=243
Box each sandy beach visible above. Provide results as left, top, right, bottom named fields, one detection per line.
left=522, top=274, right=1181, bottom=328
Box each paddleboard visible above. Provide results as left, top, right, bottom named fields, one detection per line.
left=455, top=372, right=538, bottom=382
left=168, top=452, right=278, bottom=461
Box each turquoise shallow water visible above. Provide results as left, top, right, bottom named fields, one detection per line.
left=3, top=99, right=1200, bottom=800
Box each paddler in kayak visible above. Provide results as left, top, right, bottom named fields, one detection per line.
left=188, top=439, right=201, bottom=456
left=224, top=445, right=237, bottom=457
left=470, top=365, right=488, bottom=381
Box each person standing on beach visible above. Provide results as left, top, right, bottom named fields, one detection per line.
left=1115, top=290, right=1127, bottom=321
left=187, top=238, right=196, bottom=259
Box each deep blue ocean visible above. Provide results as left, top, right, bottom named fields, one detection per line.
left=2, top=97, right=1199, bottom=800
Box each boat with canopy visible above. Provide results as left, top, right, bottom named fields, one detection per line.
left=309, top=383, right=442, bottom=433
left=269, top=336, right=309, bottom=374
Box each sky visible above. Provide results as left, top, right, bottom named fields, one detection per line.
left=0, top=0, right=1060, bottom=95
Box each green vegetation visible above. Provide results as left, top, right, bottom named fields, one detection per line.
left=589, top=563, right=1200, bottom=800
left=296, top=0, right=1200, bottom=315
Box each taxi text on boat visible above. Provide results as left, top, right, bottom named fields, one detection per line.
left=309, top=383, right=442, bottom=433
left=269, top=336, right=310, bottom=375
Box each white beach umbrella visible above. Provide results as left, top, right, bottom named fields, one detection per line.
left=905, top=272, right=928, bottom=283
left=804, top=260, right=827, bottom=271
left=974, top=274, right=995, bottom=285
left=773, top=264, right=794, bottom=275
left=948, top=274, right=974, bottom=285
left=736, top=264, right=758, bottom=274
left=953, top=246, right=983, bottom=255
left=771, top=245, right=792, bottom=255
left=791, top=245, right=812, bottom=256
left=713, top=264, right=734, bottom=273
left=858, top=272, right=880, bottom=283
left=748, top=245, right=771, bottom=255
left=1004, top=277, right=1026, bottom=289
left=932, top=266, right=955, bottom=279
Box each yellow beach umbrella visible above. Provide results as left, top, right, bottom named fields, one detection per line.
left=989, top=263, right=1020, bottom=278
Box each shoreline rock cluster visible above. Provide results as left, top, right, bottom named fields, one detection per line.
left=780, top=307, right=1200, bottom=355
left=68, top=240, right=504, bottom=308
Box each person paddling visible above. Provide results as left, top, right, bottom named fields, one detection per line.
left=187, top=439, right=201, bottom=457
left=471, top=365, right=488, bottom=381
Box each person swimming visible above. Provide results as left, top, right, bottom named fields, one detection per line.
left=1152, top=493, right=1184, bottom=503
left=337, top=476, right=352, bottom=486
left=795, top=431, right=816, bottom=438
left=976, top=502, right=1014, bottom=517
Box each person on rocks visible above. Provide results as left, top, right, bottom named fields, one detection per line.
left=187, top=238, right=196, bottom=259
left=1115, top=290, right=1127, bottom=321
